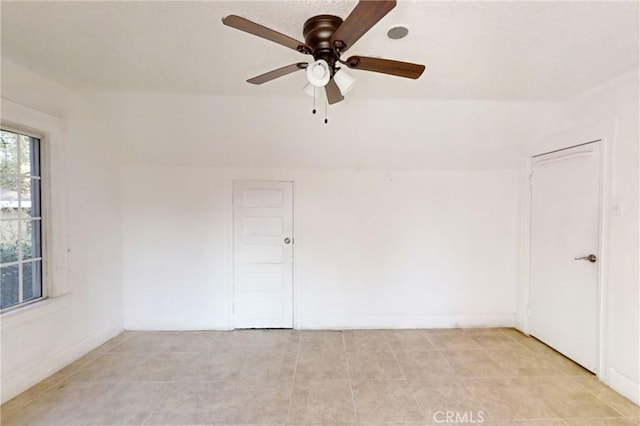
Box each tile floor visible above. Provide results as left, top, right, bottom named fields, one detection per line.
left=1, top=328, right=638, bottom=425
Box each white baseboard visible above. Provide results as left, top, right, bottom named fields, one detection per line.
left=608, top=368, right=640, bottom=405
left=1, top=326, right=123, bottom=404
left=297, top=314, right=517, bottom=330
left=124, top=326, right=233, bottom=331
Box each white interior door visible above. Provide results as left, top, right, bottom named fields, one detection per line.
left=529, top=141, right=601, bottom=372
left=233, top=180, right=293, bottom=328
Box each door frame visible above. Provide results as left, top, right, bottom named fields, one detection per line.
left=229, top=179, right=296, bottom=330
left=520, top=119, right=615, bottom=381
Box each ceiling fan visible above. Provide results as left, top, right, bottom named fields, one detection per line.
left=222, top=0, right=425, bottom=106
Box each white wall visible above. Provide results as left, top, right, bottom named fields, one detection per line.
left=122, top=167, right=520, bottom=330
left=0, top=60, right=123, bottom=403
left=526, top=70, right=639, bottom=403
left=100, top=93, right=547, bottom=170
left=111, top=93, right=548, bottom=331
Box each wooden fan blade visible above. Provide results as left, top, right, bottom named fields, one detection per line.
left=346, top=56, right=425, bottom=79
left=247, top=63, right=308, bottom=85
left=325, top=79, right=344, bottom=105
left=330, top=0, right=396, bottom=52
left=222, top=15, right=312, bottom=54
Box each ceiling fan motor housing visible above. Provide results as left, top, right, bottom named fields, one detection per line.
left=303, top=15, right=344, bottom=70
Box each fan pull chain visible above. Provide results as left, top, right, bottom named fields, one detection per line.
left=312, top=86, right=317, bottom=114
left=324, top=97, right=328, bottom=124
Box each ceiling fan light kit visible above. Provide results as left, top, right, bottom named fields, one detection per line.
left=222, top=0, right=425, bottom=122
left=303, top=82, right=317, bottom=98
left=306, top=59, right=331, bottom=87
left=333, top=68, right=356, bottom=95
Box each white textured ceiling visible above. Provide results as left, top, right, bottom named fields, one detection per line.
left=1, top=1, right=638, bottom=101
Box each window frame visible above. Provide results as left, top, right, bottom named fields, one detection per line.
left=1, top=124, right=48, bottom=313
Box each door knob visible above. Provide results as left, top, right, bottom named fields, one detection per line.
left=574, top=254, right=597, bottom=263
left=284, top=237, right=291, bottom=244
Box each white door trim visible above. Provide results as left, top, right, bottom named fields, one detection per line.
left=520, top=118, right=615, bottom=381
left=230, top=179, right=295, bottom=329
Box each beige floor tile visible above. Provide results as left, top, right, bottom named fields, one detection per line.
left=288, top=379, right=356, bottom=424
left=1, top=405, right=80, bottom=426
left=514, top=347, right=591, bottom=378
left=3, top=328, right=636, bottom=426
left=72, top=382, right=174, bottom=425
left=548, top=397, right=629, bottom=420
left=464, top=377, right=559, bottom=420
left=218, top=381, right=292, bottom=424
left=239, top=351, right=297, bottom=382
left=142, top=381, right=226, bottom=425
left=147, top=380, right=292, bottom=425
left=346, top=350, right=404, bottom=380
left=547, top=353, right=593, bottom=377
left=499, top=329, right=557, bottom=349
left=0, top=382, right=57, bottom=410
left=532, top=376, right=585, bottom=392
left=569, top=374, right=610, bottom=393
left=189, top=330, right=255, bottom=353
left=181, top=331, right=235, bottom=353
left=426, top=331, right=483, bottom=350
left=506, top=333, right=563, bottom=357
left=343, top=330, right=390, bottom=352
left=460, top=327, right=510, bottom=337
left=444, top=350, right=505, bottom=378
left=394, top=350, right=458, bottom=385
left=2, top=382, right=114, bottom=426
left=299, top=330, right=345, bottom=353
left=295, top=350, right=349, bottom=381
left=223, top=329, right=297, bottom=352
left=126, top=352, right=197, bottom=382
left=351, top=379, right=424, bottom=423
left=180, top=351, right=248, bottom=382
left=38, top=368, right=77, bottom=387
left=38, top=351, right=103, bottom=386
left=65, top=353, right=149, bottom=383
left=383, top=330, right=435, bottom=351
left=67, top=350, right=105, bottom=369
left=159, top=331, right=218, bottom=352
left=541, top=385, right=620, bottom=419
left=423, top=328, right=462, bottom=335
left=244, top=329, right=301, bottom=353
left=488, top=348, right=569, bottom=377
left=90, top=331, right=135, bottom=353
left=0, top=402, right=22, bottom=424
left=564, top=418, right=639, bottom=425
left=591, top=387, right=640, bottom=419
left=108, top=331, right=177, bottom=353
left=531, top=377, right=626, bottom=419
left=480, top=421, right=567, bottom=426
left=410, top=381, right=480, bottom=423
left=470, top=332, right=527, bottom=350
left=499, top=328, right=528, bottom=338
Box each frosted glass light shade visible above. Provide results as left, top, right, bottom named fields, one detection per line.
left=303, top=83, right=327, bottom=104
left=303, top=82, right=316, bottom=97
left=334, top=68, right=356, bottom=95
left=306, top=59, right=331, bottom=87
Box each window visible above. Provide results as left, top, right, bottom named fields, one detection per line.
left=1, top=128, right=44, bottom=311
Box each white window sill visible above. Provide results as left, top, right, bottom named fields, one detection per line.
left=0, top=294, right=71, bottom=330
